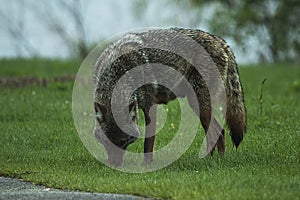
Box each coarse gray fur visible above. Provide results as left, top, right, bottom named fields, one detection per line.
left=93, top=28, right=247, bottom=166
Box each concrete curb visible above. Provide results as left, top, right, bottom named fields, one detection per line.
left=0, top=177, right=150, bottom=200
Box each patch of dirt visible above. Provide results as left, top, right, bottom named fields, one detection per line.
left=0, top=75, right=76, bottom=87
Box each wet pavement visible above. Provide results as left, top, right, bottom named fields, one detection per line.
left=0, top=176, right=149, bottom=200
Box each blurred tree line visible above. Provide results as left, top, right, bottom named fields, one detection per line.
left=135, top=0, right=300, bottom=63
left=1, top=0, right=299, bottom=63
left=0, top=0, right=91, bottom=59
left=186, top=0, right=299, bottom=63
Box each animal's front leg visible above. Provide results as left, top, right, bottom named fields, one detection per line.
left=143, top=104, right=157, bottom=164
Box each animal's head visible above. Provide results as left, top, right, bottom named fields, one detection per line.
left=93, top=101, right=139, bottom=167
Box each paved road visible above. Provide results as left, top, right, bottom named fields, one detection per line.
left=0, top=177, right=149, bottom=200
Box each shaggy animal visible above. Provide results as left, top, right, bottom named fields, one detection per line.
left=93, top=28, right=247, bottom=166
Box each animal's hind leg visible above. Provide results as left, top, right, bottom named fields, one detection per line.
left=212, top=117, right=225, bottom=155
left=199, top=107, right=217, bottom=156
left=187, top=96, right=225, bottom=155
left=187, top=96, right=213, bottom=155
left=201, top=113, right=225, bottom=156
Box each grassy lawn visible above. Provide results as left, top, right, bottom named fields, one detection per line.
left=0, top=59, right=299, bottom=199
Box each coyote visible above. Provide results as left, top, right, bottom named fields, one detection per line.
left=93, top=28, right=247, bottom=166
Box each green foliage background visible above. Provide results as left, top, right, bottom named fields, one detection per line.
left=134, top=0, right=300, bottom=63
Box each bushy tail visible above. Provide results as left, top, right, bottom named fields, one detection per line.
left=225, top=56, right=247, bottom=148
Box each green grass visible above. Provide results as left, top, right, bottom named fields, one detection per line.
left=0, top=58, right=80, bottom=77
left=0, top=59, right=299, bottom=199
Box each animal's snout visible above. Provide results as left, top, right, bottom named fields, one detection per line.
left=106, top=147, right=126, bottom=167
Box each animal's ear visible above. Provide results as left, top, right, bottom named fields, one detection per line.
left=94, top=102, right=107, bottom=123
left=128, top=101, right=136, bottom=112
left=128, top=101, right=138, bottom=121
left=122, top=101, right=135, bottom=115
left=128, top=136, right=137, bottom=145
